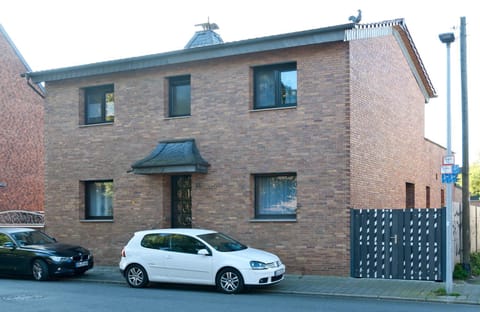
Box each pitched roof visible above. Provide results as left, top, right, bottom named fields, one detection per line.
left=0, top=24, right=32, bottom=72
left=23, top=19, right=435, bottom=100
left=344, top=18, right=436, bottom=100
left=0, top=24, right=45, bottom=94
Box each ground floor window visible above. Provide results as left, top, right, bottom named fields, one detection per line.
left=254, top=173, right=297, bottom=219
left=426, top=186, right=431, bottom=208
left=406, top=182, right=415, bottom=208
left=85, top=180, right=113, bottom=220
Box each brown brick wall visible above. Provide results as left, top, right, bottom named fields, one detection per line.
left=0, top=29, right=44, bottom=212
left=42, top=35, right=443, bottom=276
left=43, top=43, right=352, bottom=275
left=349, top=35, right=445, bottom=209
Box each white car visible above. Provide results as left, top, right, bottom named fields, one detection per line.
left=119, top=228, right=285, bottom=293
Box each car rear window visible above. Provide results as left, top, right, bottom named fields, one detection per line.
left=141, top=234, right=170, bottom=250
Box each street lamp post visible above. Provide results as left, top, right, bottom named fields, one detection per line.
left=439, top=32, right=455, bottom=294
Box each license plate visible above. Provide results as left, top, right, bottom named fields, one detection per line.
left=75, top=261, right=89, bottom=268
left=274, top=268, right=285, bottom=276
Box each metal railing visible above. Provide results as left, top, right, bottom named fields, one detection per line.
left=0, top=210, right=45, bottom=228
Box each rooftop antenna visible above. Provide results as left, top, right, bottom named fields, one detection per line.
left=195, top=17, right=219, bottom=31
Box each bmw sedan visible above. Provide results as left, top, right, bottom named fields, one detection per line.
left=0, top=227, right=94, bottom=281
left=119, top=228, right=285, bottom=293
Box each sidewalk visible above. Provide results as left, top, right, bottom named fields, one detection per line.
left=77, top=266, right=480, bottom=305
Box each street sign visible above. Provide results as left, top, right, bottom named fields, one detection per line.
left=443, top=155, right=455, bottom=165
left=440, top=160, right=459, bottom=184
left=441, top=165, right=453, bottom=174
left=442, top=173, right=457, bottom=184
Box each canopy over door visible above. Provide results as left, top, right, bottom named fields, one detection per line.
left=130, top=139, right=209, bottom=175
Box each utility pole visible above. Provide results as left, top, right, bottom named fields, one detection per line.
left=460, top=16, right=471, bottom=274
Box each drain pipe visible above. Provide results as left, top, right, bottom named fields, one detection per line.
left=21, top=73, right=45, bottom=99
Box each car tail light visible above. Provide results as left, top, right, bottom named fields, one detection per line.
left=121, top=247, right=126, bottom=257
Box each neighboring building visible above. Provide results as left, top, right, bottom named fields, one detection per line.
left=0, top=24, right=44, bottom=212
left=25, top=19, right=446, bottom=275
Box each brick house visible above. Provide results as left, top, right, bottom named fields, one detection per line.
left=25, top=19, right=445, bottom=275
left=0, top=24, right=44, bottom=213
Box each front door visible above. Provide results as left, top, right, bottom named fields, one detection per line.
left=171, top=175, right=192, bottom=228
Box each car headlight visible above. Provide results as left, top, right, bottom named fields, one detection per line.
left=49, top=256, right=71, bottom=263
left=250, top=261, right=267, bottom=270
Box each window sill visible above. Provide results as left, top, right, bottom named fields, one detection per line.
left=80, top=219, right=114, bottom=223
left=249, top=218, right=297, bottom=223
left=79, top=122, right=114, bottom=128
left=249, top=106, right=296, bottom=113
left=164, top=115, right=191, bottom=120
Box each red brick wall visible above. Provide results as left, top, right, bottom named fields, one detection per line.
left=0, top=29, right=44, bottom=212
left=349, top=35, right=445, bottom=209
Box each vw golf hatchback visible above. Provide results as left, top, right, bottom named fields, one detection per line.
left=119, top=228, right=285, bottom=293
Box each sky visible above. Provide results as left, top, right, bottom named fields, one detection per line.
left=1, top=0, right=479, bottom=165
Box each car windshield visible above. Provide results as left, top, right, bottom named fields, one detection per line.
left=11, top=230, right=56, bottom=246
left=198, top=232, right=247, bottom=252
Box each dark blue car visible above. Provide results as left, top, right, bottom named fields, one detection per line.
left=0, top=227, right=93, bottom=280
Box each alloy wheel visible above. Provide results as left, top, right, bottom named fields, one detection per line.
left=126, top=265, right=148, bottom=288
left=217, top=268, right=244, bottom=294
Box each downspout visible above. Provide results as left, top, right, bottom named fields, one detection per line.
left=21, top=73, right=46, bottom=99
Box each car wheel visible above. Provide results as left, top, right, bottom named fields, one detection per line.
left=32, top=259, right=49, bottom=281
left=216, top=268, right=244, bottom=294
left=125, top=264, right=148, bottom=288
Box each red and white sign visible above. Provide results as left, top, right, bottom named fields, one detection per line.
left=443, top=155, right=455, bottom=165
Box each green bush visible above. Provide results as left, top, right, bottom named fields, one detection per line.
left=453, top=252, right=480, bottom=279
left=471, top=252, right=480, bottom=276
left=453, top=263, right=469, bottom=279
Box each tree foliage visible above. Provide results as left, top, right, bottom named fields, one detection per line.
left=471, top=162, right=480, bottom=197
left=457, top=159, right=480, bottom=197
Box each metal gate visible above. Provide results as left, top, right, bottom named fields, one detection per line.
left=351, top=208, right=445, bottom=281
left=171, top=175, right=192, bottom=228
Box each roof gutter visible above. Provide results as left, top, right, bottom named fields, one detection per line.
left=20, top=73, right=46, bottom=99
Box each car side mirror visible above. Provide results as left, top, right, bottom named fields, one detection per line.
left=3, top=242, right=16, bottom=250
left=197, top=249, right=211, bottom=256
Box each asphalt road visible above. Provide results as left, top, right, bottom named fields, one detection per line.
left=0, top=277, right=479, bottom=312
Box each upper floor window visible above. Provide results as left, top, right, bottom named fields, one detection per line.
left=169, top=76, right=191, bottom=117
left=85, top=180, right=113, bottom=220
left=254, top=63, right=297, bottom=109
left=254, top=173, right=297, bottom=219
left=85, top=85, right=114, bottom=124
